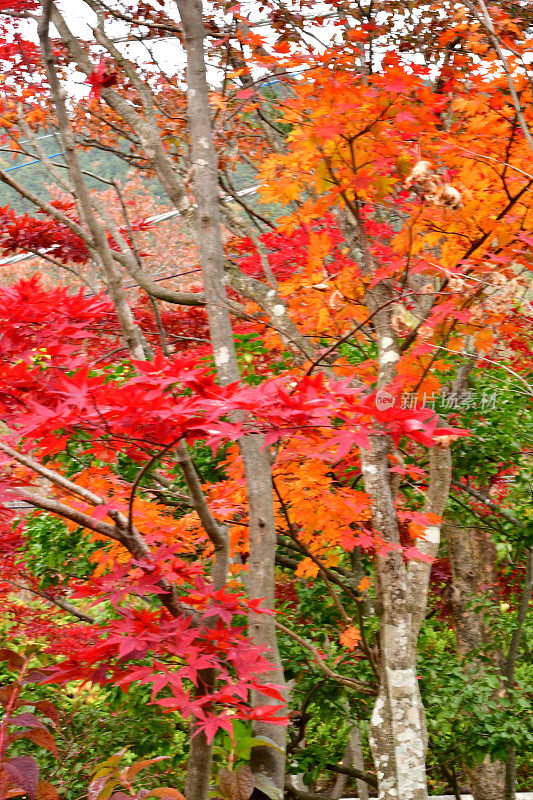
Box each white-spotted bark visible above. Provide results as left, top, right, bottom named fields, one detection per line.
left=341, top=207, right=453, bottom=800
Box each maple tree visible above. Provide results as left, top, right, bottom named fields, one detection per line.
left=0, top=2, right=531, bottom=800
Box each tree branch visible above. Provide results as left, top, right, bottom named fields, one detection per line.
left=324, top=763, right=378, bottom=789
left=451, top=480, right=524, bottom=527
left=5, top=580, right=95, bottom=624
left=274, top=620, right=376, bottom=695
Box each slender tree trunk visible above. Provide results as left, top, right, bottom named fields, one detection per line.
left=364, top=465, right=428, bottom=800
left=350, top=724, right=369, bottom=800
left=467, top=759, right=506, bottom=800
left=46, top=3, right=291, bottom=788
left=175, top=2, right=287, bottom=796
left=38, top=0, right=148, bottom=361
left=241, top=439, right=288, bottom=793
left=443, top=524, right=505, bottom=800
left=360, top=421, right=430, bottom=800
left=332, top=711, right=369, bottom=800
left=504, top=547, right=533, bottom=800
left=363, top=450, right=451, bottom=800
left=340, top=207, right=453, bottom=799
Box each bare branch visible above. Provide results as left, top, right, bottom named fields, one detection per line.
left=0, top=441, right=104, bottom=506
left=15, top=488, right=122, bottom=540
left=6, top=580, right=96, bottom=623
left=38, top=0, right=149, bottom=360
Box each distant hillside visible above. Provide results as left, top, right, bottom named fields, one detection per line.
left=0, top=134, right=258, bottom=216
left=0, top=135, right=162, bottom=214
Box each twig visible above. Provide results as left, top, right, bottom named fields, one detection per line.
left=451, top=481, right=524, bottom=527
left=274, top=620, right=376, bottom=695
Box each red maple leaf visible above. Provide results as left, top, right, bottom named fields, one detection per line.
left=87, top=59, right=118, bottom=100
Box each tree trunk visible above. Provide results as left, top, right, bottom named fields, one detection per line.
left=504, top=547, right=533, bottom=800
left=332, top=717, right=369, bottom=800
left=341, top=206, right=453, bottom=800
left=175, top=2, right=287, bottom=796
left=362, top=438, right=429, bottom=800
left=38, top=0, right=149, bottom=362
left=241, top=438, right=288, bottom=794
left=443, top=524, right=505, bottom=800
left=467, top=758, right=506, bottom=800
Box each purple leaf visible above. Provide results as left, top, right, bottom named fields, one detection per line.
left=88, top=775, right=111, bottom=800
left=0, top=648, right=25, bottom=671
left=4, top=756, right=40, bottom=799
left=6, top=712, right=47, bottom=729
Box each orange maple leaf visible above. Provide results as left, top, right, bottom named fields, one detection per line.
left=340, top=625, right=361, bottom=651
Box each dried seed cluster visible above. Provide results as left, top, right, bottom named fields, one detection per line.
left=405, top=160, right=462, bottom=209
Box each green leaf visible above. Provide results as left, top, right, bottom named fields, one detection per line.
left=92, top=748, right=129, bottom=776
left=248, top=736, right=286, bottom=755
left=88, top=775, right=119, bottom=800
left=234, top=736, right=285, bottom=760
left=252, top=774, right=283, bottom=800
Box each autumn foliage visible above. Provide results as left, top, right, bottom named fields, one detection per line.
left=0, top=1, right=531, bottom=799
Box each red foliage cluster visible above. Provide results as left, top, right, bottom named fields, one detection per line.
left=132, top=296, right=211, bottom=354
left=234, top=216, right=355, bottom=280
left=0, top=0, right=39, bottom=12
left=0, top=257, right=468, bottom=740
left=42, top=561, right=286, bottom=741
left=0, top=276, right=116, bottom=361
left=0, top=206, right=90, bottom=265
left=0, top=518, right=24, bottom=590
left=0, top=36, right=41, bottom=70
left=87, top=59, right=118, bottom=100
